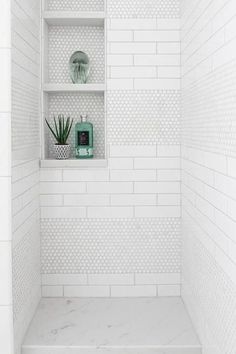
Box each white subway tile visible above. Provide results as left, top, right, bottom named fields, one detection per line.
left=214, top=173, right=236, bottom=200
left=204, top=152, right=227, bottom=174
left=40, top=169, right=62, bottom=182
left=158, top=42, right=180, bottom=54
left=0, top=0, right=10, bottom=47
left=110, top=170, right=156, bottom=181
left=157, top=170, right=180, bottom=181
left=42, top=286, right=63, bottom=297
left=87, top=206, right=133, bottom=218
left=40, top=182, right=86, bottom=194
left=227, top=157, right=236, bottom=178
left=135, top=206, right=180, bottom=217
left=134, top=30, right=180, bottom=42
left=0, top=242, right=12, bottom=304
left=111, top=285, right=156, bottom=297
left=158, top=66, right=181, bottom=78
left=108, top=158, right=134, bottom=169
left=40, top=195, right=63, bottom=206
left=158, top=284, right=181, bottom=296
left=88, top=274, right=134, bottom=285
left=64, top=194, right=109, bottom=206
left=110, top=145, right=156, bottom=157
left=134, top=78, right=180, bottom=90
left=136, top=273, right=181, bottom=284
left=111, top=194, right=156, bottom=206
left=157, top=19, right=180, bottom=30
left=64, top=286, right=110, bottom=297
left=0, top=177, right=11, bottom=241
left=110, top=42, right=156, bottom=54
left=158, top=194, right=181, bottom=205
left=110, top=19, right=157, bottom=30
left=0, top=113, right=11, bottom=176
left=108, top=30, right=133, bottom=42
left=107, top=55, right=133, bottom=66
left=87, top=182, right=133, bottom=194
left=134, top=181, right=180, bottom=193
left=107, top=78, right=133, bottom=90
left=42, top=274, right=87, bottom=286
left=134, top=54, right=180, bottom=66
left=0, top=49, right=11, bottom=112
left=41, top=207, right=86, bottom=219
left=63, top=170, right=109, bottom=182
left=0, top=306, right=13, bottom=354
left=157, top=145, right=180, bottom=156
left=134, top=157, right=180, bottom=169
left=227, top=198, right=236, bottom=222
left=110, top=66, right=156, bottom=78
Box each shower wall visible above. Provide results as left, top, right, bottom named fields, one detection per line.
left=181, top=0, right=236, bottom=353
left=11, top=0, right=41, bottom=353
left=40, top=0, right=181, bottom=297
left=0, top=2, right=13, bottom=354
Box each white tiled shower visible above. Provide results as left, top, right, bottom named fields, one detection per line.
left=0, top=0, right=236, bottom=353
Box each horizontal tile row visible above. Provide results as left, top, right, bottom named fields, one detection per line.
left=108, top=30, right=180, bottom=43
left=183, top=145, right=236, bottom=179
left=107, top=78, right=180, bottom=90
left=42, top=284, right=181, bottom=298
left=42, top=272, right=181, bottom=285
left=41, top=206, right=181, bottom=219
left=40, top=181, right=180, bottom=194
left=108, top=19, right=180, bottom=30
left=108, top=66, right=181, bottom=79
left=40, top=194, right=181, bottom=207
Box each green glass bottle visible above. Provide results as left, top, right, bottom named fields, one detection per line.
left=75, top=115, right=93, bottom=159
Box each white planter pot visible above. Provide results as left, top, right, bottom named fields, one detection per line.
left=54, top=144, right=70, bottom=160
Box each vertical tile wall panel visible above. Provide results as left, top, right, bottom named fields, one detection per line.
left=181, top=0, right=236, bottom=353
left=40, top=0, right=181, bottom=297
left=11, top=0, right=41, bottom=353
left=0, top=1, right=13, bottom=354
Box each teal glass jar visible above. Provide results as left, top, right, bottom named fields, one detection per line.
left=75, top=115, right=93, bottom=159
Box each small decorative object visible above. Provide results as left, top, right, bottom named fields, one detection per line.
left=69, top=51, right=90, bottom=84
left=45, top=115, right=73, bottom=160
left=75, top=115, right=93, bottom=159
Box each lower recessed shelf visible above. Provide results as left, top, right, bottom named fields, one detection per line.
left=40, top=159, right=107, bottom=168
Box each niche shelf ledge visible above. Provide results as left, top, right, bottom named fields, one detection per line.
left=43, top=84, right=105, bottom=93
left=40, top=159, right=107, bottom=168
left=43, top=11, right=105, bottom=26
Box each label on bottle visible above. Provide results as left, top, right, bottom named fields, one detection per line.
left=76, top=147, right=93, bottom=158
left=78, top=131, right=89, bottom=146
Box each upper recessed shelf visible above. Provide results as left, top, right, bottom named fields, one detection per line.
left=43, top=11, right=105, bottom=26
left=43, top=83, right=105, bottom=93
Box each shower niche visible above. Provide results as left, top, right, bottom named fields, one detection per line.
left=41, top=0, right=107, bottom=167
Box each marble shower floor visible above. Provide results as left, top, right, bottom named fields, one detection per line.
left=22, top=297, right=202, bottom=354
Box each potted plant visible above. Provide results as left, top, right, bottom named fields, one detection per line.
left=45, top=115, right=73, bottom=160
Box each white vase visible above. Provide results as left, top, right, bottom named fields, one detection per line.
left=54, top=144, right=70, bottom=160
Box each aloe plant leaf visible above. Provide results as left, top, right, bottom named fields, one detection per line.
left=45, top=119, right=60, bottom=143
left=53, top=116, right=59, bottom=140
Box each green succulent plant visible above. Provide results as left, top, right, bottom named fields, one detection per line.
left=45, top=115, right=73, bottom=145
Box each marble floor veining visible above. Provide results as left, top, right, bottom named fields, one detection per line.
left=22, top=297, right=202, bottom=354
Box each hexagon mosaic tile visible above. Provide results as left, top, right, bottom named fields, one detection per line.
left=107, top=91, right=180, bottom=145
left=182, top=224, right=236, bottom=354
left=46, top=92, right=105, bottom=158
left=41, top=218, right=181, bottom=274
left=48, top=26, right=104, bottom=84
left=13, top=225, right=40, bottom=322
left=47, top=0, right=104, bottom=11
left=182, top=60, right=236, bottom=157
left=107, top=0, right=180, bottom=18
